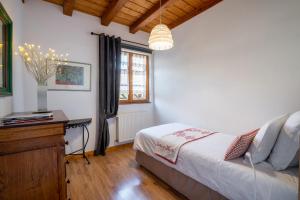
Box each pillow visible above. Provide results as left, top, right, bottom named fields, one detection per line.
left=289, top=150, right=299, bottom=167
left=268, top=111, right=300, bottom=170
left=224, top=129, right=259, bottom=160
left=247, top=114, right=289, bottom=164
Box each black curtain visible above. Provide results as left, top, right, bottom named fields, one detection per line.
left=95, top=34, right=121, bottom=156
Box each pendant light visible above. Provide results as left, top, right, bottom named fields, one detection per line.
left=148, top=0, right=174, bottom=50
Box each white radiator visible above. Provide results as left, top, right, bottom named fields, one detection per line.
left=116, top=111, right=152, bottom=143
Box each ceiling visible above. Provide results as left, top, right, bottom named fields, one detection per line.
left=43, top=0, right=222, bottom=33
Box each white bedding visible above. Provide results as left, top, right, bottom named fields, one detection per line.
left=134, top=123, right=298, bottom=200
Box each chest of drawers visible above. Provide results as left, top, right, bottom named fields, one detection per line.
left=0, top=110, right=68, bottom=200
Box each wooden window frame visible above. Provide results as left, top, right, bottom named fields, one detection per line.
left=120, top=50, right=150, bottom=105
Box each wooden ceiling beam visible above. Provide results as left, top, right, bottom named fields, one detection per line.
left=130, top=0, right=177, bottom=34
left=101, top=0, right=129, bottom=26
left=168, top=0, right=222, bottom=29
left=63, top=0, right=75, bottom=16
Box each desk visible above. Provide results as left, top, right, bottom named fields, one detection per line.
left=65, top=118, right=92, bottom=164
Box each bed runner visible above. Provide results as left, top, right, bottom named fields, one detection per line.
left=154, top=128, right=216, bottom=164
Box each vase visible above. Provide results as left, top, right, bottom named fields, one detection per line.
left=37, top=85, right=48, bottom=112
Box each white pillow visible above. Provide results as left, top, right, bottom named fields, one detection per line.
left=247, top=114, right=289, bottom=164
left=268, top=111, right=300, bottom=170
left=288, top=150, right=299, bottom=167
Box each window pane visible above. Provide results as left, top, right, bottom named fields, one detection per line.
left=120, top=52, right=129, bottom=100
left=132, top=54, right=147, bottom=100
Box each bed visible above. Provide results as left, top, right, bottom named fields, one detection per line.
left=133, top=123, right=299, bottom=200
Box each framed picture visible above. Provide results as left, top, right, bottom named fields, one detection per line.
left=48, top=61, right=91, bottom=91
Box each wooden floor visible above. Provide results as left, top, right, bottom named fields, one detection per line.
left=67, top=145, right=187, bottom=200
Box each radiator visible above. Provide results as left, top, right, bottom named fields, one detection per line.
left=116, top=111, right=152, bottom=143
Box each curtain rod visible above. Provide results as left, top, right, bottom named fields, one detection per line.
left=90, top=32, right=148, bottom=47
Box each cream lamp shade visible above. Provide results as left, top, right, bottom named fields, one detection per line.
left=148, top=24, right=174, bottom=51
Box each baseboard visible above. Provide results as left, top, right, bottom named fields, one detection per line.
left=65, top=151, right=94, bottom=161
left=65, top=142, right=133, bottom=160
left=106, top=142, right=133, bottom=153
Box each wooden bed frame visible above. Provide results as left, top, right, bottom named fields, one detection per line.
left=136, top=150, right=300, bottom=200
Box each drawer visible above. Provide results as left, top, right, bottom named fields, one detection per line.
left=0, top=147, right=61, bottom=200
left=0, top=135, right=65, bottom=155
left=0, top=124, right=65, bottom=142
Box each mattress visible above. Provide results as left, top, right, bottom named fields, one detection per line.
left=133, top=123, right=298, bottom=200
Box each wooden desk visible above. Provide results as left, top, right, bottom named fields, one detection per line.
left=0, top=110, right=69, bottom=200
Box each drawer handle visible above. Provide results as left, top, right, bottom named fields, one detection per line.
left=67, top=179, right=70, bottom=184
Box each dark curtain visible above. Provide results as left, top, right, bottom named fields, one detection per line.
left=95, top=34, right=121, bottom=156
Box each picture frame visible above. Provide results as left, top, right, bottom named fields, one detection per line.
left=48, top=60, right=91, bottom=91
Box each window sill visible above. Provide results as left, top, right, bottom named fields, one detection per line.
left=119, top=100, right=151, bottom=105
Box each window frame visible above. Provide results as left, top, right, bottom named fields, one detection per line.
left=119, top=49, right=150, bottom=105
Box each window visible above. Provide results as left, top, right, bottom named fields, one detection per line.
left=120, top=50, right=150, bottom=104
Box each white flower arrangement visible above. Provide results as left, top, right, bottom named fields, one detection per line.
left=16, top=43, right=69, bottom=85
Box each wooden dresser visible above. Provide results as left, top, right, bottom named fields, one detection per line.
left=0, top=110, right=68, bottom=200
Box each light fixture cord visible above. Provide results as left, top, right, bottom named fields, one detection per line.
left=160, top=0, right=162, bottom=24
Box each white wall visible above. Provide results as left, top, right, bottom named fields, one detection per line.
left=19, top=0, right=153, bottom=153
left=154, top=0, right=300, bottom=135
left=0, top=96, right=11, bottom=117
left=0, top=0, right=24, bottom=117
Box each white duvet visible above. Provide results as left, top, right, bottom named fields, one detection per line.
left=134, top=123, right=298, bottom=200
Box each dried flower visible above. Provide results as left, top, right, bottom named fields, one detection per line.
left=16, top=43, right=69, bottom=86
